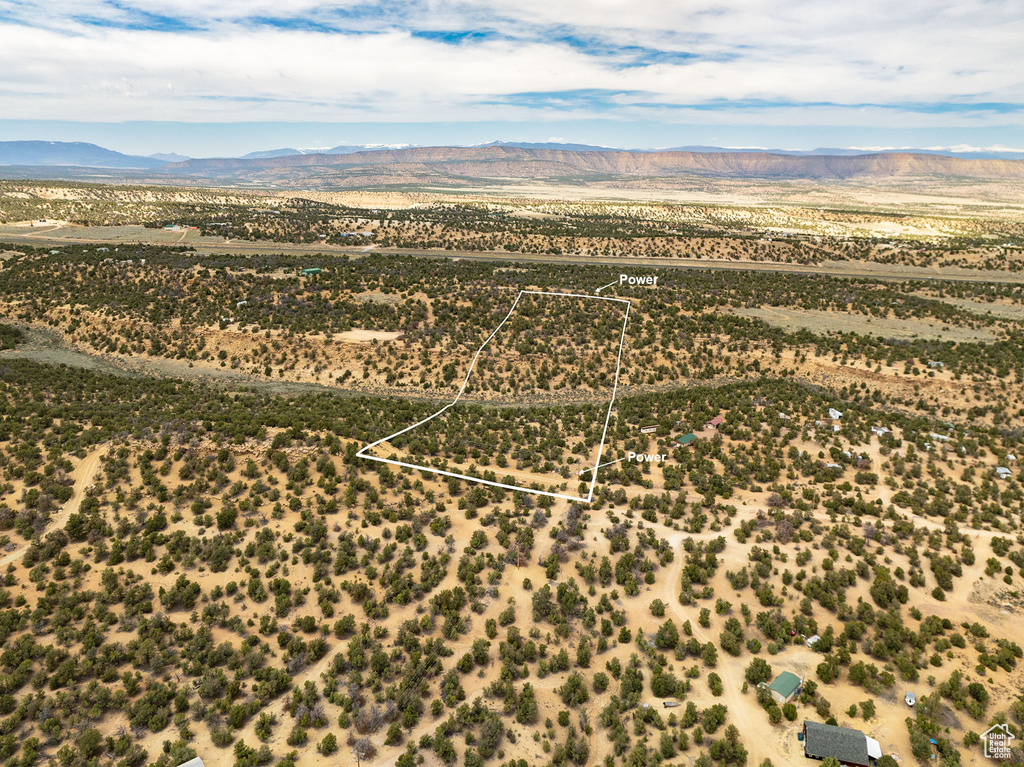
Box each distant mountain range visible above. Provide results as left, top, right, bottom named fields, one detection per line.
left=239, top=144, right=414, bottom=160
left=657, top=145, right=1024, bottom=161
left=148, top=152, right=190, bottom=163
left=2, top=141, right=1023, bottom=186
left=3, top=139, right=1023, bottom=169
left=157, top=145, right=1024, bottom=185
left=457, top=141, right=1024, bottom=160
left=0, top=141, right=170, bottom=168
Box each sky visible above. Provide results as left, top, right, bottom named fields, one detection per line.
left=0, top=0, right=1022, bottom=157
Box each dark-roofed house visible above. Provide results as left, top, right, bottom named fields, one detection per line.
left=768, top=671, right=801, bottom=704
left=803, top=721, right=874, bottom=767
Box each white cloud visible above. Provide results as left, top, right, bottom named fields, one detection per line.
left=923, top=144, right=1024, bottom=153
left=0, top=0, right=1021, bottom=127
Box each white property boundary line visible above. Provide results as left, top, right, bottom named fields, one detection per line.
left=357, top=290, right=631, bottom=503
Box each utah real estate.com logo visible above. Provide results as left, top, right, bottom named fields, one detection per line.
left=983, top=724, right=1015, bottom=760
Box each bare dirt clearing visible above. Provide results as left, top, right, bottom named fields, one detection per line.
left=731, top=306, right=999, bottom=342
left=914, top=293, right=1024, bottom=320
left=334, top=329, right=404, bottom=343
left=0, top=222, right=224, bottom=246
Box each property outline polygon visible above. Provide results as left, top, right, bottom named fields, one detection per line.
left=357, top=290, right=631, bottom=503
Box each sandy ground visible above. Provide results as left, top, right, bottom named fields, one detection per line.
left=432, top=181, right=1024, bottom=216
left=334, top=330, right=404, bottom=343
left=363, top=439, right=586, bottom=495
left=0, top=422, right=1015, bottom=767
left=731, top=306, right=999, bottom=343
left=0, top=444, right=107, bottom=568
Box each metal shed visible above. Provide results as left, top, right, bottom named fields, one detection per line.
left=768, top=671, right=802, bottom=704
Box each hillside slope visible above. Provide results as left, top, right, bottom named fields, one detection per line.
left=0, top=141, right=168, bottom=168
left=160, top=145, right=1024, bottom=183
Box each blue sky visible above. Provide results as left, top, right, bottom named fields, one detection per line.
left=0, top=0, right=1021, bottom=156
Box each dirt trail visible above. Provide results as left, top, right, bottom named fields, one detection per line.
left=363, top=681, right=480, bottom=767
left=655, top=525, right=827, bottom=766
left=7, top=225, right=1024, bottom=284
left=658, top=531, right=773, bottom=764
left=228, top=535, right=494, bottom=765
left=861, top=438, right=1010, bottom=541
left=360, top=671, right=570, bottom=767
left=0, top=444, right=107, bottom=567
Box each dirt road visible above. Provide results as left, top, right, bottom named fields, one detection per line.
left=6, top=225, right=1024, bottom=284
left=0, top=444, right=107, bottom=568
left=657, top=530, right=777, bottom=766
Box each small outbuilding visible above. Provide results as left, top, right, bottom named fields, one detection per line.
left=828, top=408, right=843, bottom=420
left=640, top=424, right=657, bottom=434
left=704, top=415, right=725, bottom=430
left=866, top=738, right=882, bottom=762
left=996, top=467, right=1013, bottom=479
left=768, top=671, right=802, bottom=704
left=175, top=758, right=204, bottom=767
left=905, top=691, right=916, bottom=707
left=675, top=433, right=697, bottom=447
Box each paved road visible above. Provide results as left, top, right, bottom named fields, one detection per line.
left=4, top=227, right=1024, bottom=284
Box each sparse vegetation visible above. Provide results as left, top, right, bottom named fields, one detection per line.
left=0, top=184, right=1021, bottom=767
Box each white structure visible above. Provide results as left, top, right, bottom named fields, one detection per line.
left=996, top=467, right=1013, bottom=479
left=828, top=408, right=843, bottom=420
left=806, top=635, right=820, bottom=648
left=871, top=426, right=891, bottom=436
left=176, top=758, right=204, bottom=767
left=866, top=738, right=882, bottom=761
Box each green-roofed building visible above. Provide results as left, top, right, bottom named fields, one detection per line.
left=300, top=268, right=322, bottom=276
left=676, top=432, right=697, bottom=447
left=768, top=671, right=802, bottom=704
